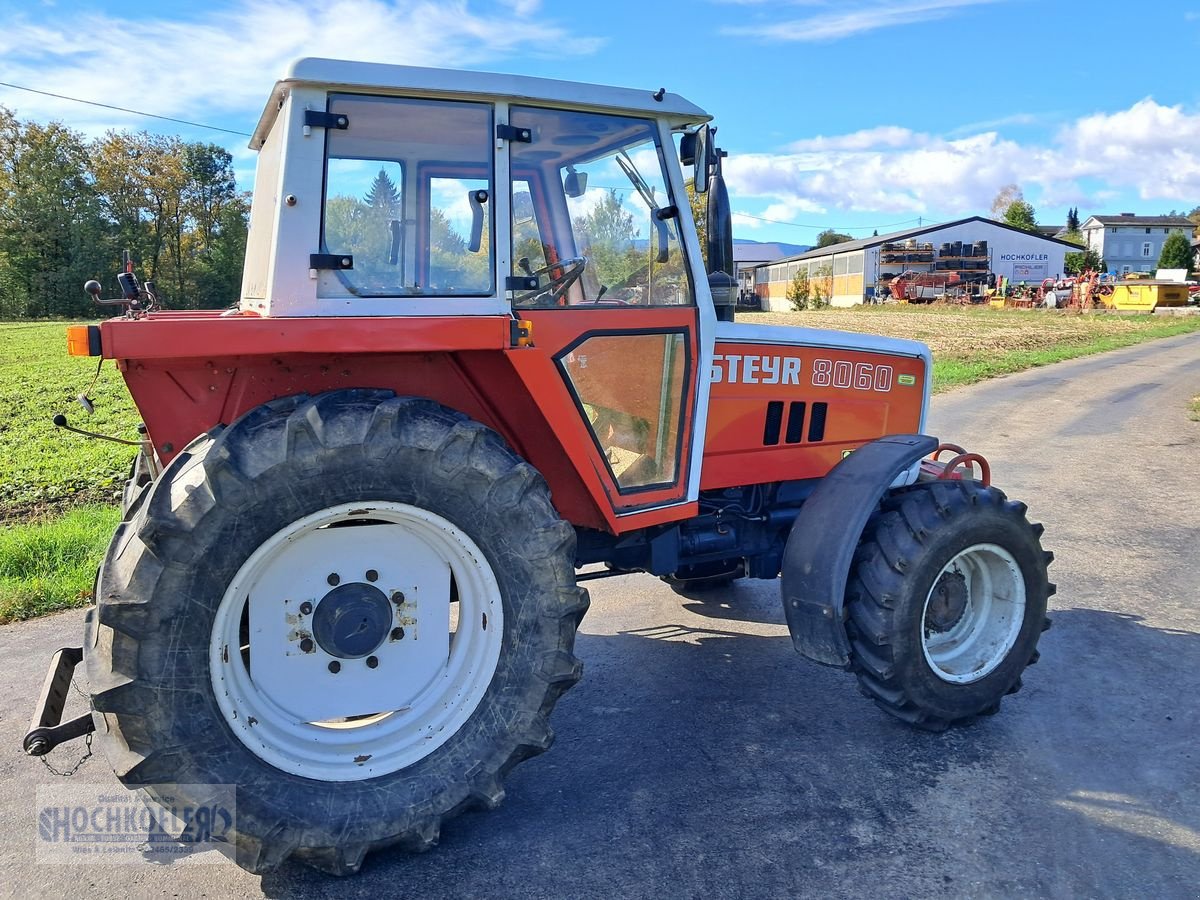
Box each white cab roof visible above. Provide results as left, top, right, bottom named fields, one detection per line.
left=251, top=57, right=711, bottom=148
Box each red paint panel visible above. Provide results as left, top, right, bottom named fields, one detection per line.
left=99, top=315, right=510, bottom=360
left=700, top=341, right=926, bottom=491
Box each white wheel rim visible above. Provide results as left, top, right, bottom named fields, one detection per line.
left=920, top=543, right=1026, bottom=685
left=210, top=501, right=504, bottom=782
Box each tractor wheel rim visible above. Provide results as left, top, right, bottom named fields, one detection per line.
left=920, top=543, right=1025, bottom=685
left=210, top=501, right=503, bottom=782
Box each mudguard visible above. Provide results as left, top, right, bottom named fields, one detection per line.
left=781, top=433, right=938, bottom=668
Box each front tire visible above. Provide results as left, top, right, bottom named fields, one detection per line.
left=86, top=391, right=588, bottom=874
left=845, top=480, right=1052, bottom=731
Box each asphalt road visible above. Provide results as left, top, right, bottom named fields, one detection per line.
left=2, top=331, right=1198, bottom=899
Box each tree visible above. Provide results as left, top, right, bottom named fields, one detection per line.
left=572, top=188, right=641, bottom=288
left=990, top=184, right=1023, bottom=219
left=0, top=110, right=108, bottom=317
left=1157, top=231, right=1193, bottom=272
left=786, top=267, right=810, bottom=311
left=1059, top=228, right=1101, bottom=275
left=1066, top=206, right=1080, bottom=233
left=815, top=229, right=852, bottom=248
left=0, top=107, right=250, bottom=316
left=1003, top=200, right=1038, bottom=233
left=365, top=168, right=400, bottom=213
left=809, top=263, right=833, bottom=308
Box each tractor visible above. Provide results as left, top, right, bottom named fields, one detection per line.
left=23, top=59, right=1053, bottom=875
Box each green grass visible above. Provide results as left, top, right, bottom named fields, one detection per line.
left=931, top=317, right=1200, bottom=390
left=1190, top=396, right=1200, bottom=422
left=0, top=504, right=120, bottom=623
left=0, top=322, right=139, bottom=523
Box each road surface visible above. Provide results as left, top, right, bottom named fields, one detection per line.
left=1, top=332, right=1198, bottom=899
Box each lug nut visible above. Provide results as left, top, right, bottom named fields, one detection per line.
left=391, top=591, right=405, bottom=605
left=366, top=656, right=379, bottom=669
left=366, top=569, right=378, bottom=582
left=327, top=573, right=340, bottom=586
left=390, top=627, right=405, bottom=641
left=299, top=601, right=313, bottom=615
left=328, top=661, right=341, bottom=674
left=299, top=637, right=314, bottom=653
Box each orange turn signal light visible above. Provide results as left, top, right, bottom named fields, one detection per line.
left=66, top=325, right=102, bottom=357
left=511, top=319, right=534, bottom=348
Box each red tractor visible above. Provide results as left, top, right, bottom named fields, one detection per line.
left=25, top=59, right=1052, bottom=874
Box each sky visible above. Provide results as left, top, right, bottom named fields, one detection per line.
left=1, top=0, right=1198, bottom=245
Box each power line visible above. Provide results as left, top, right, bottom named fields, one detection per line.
left=0, top=80, right=252, bottom=137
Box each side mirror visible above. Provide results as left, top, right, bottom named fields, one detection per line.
left=681, top=125, right=710, bottom=194
left=563, top=166, right=587, bottom=198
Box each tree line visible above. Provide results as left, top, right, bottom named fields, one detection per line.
left=0, top=107, right=249, bottom=319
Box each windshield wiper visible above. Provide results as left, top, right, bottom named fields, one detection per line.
left=616, top=151, right=673, bottom=264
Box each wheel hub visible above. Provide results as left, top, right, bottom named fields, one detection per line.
left=312, top=582, right=392, bottom=659
left=925, top=570, right=968, bottom=633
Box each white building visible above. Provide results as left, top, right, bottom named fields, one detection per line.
left=1080, top=214, right=1193, bottom=276
left=752, top=216, right=1082, bottom=310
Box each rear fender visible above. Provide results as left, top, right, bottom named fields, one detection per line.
left=781, top=433, right=938, bottom=668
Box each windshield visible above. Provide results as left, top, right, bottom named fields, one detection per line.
left=508, top=106, right=693, bottom=308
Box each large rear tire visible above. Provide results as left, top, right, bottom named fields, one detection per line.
left=845, top=480, right=1052, bottom=731
left=85, top=390, right=588, bottom=874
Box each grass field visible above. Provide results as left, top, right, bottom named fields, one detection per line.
left=1, top=309, right=1198, bottom=622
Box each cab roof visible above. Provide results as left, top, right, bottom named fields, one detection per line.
left=251, top=57, right=711, bottom=149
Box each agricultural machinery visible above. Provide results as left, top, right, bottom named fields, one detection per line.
left=24, top=59, right=1053, bottom=874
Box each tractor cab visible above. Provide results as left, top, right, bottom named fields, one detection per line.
left=241, top=58, right=727, bottom=320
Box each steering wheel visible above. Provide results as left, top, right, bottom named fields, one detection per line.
left=513, top=256, right=588, bottom=307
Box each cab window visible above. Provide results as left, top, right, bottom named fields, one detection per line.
left=321, top=94, right=494, bottom=297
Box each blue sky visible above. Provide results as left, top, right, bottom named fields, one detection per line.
left=1, top=0, right=1198, bottom=244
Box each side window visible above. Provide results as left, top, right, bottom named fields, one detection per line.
left=321, top=94, right=494, bottom=297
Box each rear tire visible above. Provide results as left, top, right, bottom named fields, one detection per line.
left=119, top=450, right=153, bottom=519
left=845, top=480, right=1052, bottom=731
left=86, top=390, right=588, bottom=874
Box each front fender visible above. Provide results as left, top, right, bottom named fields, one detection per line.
left=781, top=433, right=938, bottom=668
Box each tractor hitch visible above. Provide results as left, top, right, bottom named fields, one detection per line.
left=23, top=647, right=95, bottom=757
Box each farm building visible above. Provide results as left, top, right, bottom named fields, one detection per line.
left=751, top=216, right=1082, bottom=310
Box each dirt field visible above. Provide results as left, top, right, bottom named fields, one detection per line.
left=743, top=305, right=1200, bottom=358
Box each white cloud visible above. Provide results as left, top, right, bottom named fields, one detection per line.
left=0, top=0, right=602, bottom=137
left=722, top=0, right=1003, bottom=42
left=724, top=98, right=1200, bottom=218
left=787, top=126, right=925, bottom=152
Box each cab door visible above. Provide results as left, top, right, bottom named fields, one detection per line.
left=506, top=105, right=707, bottom=519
